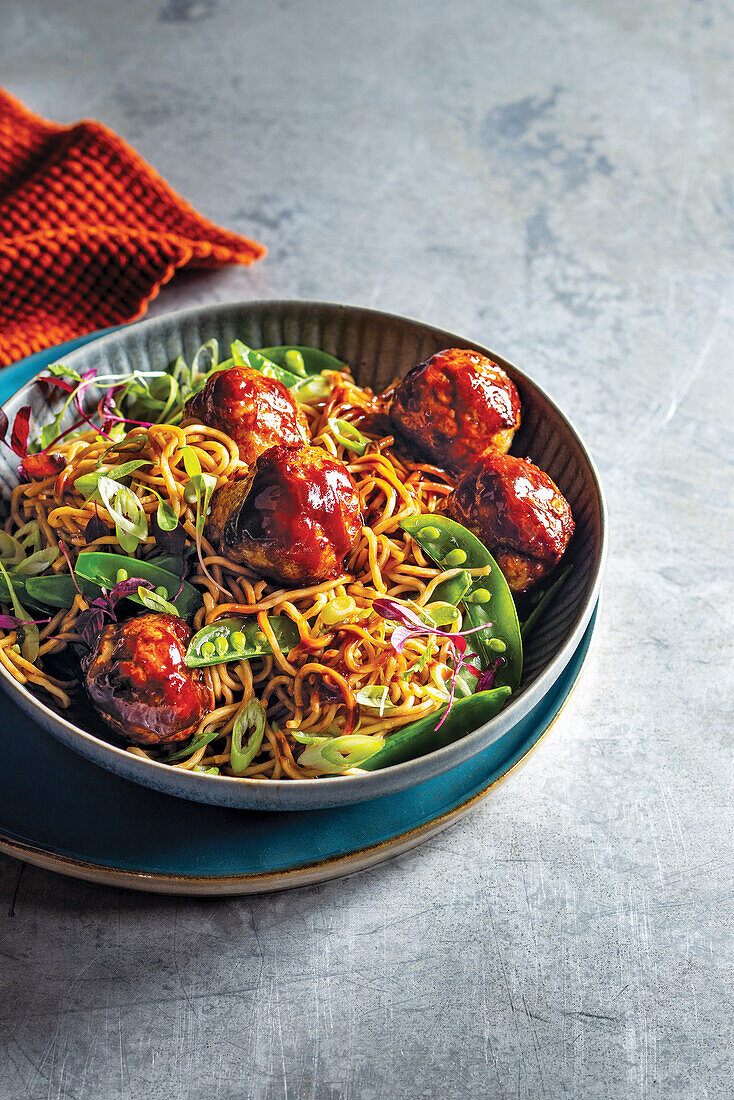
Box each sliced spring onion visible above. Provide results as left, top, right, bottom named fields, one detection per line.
left=321, top=594, right=357, bottom=625
left=292, top=373, right=334, bottom=404
left=298, top=734, right=384, bottom=774
left=15, top=521, right=41, bottom=554
left=290, top=731, right=330, bottom=746
left=96, top=476, right=149, bottom=554
left=231, top=698, right=267, bottom=774
left=13, top=546, right=60, bottom=576
left=327, top=417, right=368, bottom=456
left=0, top=533, right=26, bottom=565
left=136, top=585, right=179, bottom=617
left=191, top=338, right=219, bottom=381
left=353, top=685, right=397, bottom=715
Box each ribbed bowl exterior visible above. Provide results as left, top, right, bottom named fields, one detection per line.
left=0, top=302, right=606, bottom=810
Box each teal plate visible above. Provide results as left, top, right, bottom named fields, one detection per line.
left=0, top=331, right=599, bottom=892
left=0, top=602, right=596, bottom=894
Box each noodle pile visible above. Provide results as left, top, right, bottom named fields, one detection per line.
left=0, top=368, right=483, bottom=779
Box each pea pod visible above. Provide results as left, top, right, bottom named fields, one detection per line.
left=400, top=515, right=522, bottom=691
left=75, top=552, right=203, bottom=620
left=185, top=614, right=301, bottom=668
left=25, top=574, right=86, bottom=609
left=257, top=345, right=345, bottom=377
left=429, top=569, right=471, bottom=608
left=0, top=572, right=54, bottom=614
left=230, top=341, right=303, bottom=388
left=147, top=548, right=198, bottom=575
left=358, top=686, right=511, bottom=770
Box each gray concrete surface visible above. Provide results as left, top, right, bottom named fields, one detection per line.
left=1, top=1, right=733, bottom=1097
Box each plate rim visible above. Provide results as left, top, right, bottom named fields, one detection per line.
left=0, top=599, right=599, bottom=894
left=0, top=301, right=608, bottom=808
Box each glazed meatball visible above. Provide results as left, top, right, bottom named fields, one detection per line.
left=84, top=614, right=213, bottom=746
left=389, top=348, right=521, bottom=472
left=184, top=366, right=309, bottom=466
left=206, top=444, right=362, bottom=585
left=447, top=452, right=574, bottom=593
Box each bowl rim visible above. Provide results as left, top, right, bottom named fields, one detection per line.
left=0, top=299, right=608, bottom=803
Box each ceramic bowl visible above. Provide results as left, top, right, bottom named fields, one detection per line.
left=0, top=301, right=607, bottom=810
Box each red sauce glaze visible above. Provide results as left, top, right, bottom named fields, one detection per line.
left=206, top=444, right=362, bottom=585
left=447, top=452, right=574, bottom=591
left=184, top=366, right=309, bottom=466
left=389, top=348, right=521, bottom=472
left=84, top=614, right=213, bottom=746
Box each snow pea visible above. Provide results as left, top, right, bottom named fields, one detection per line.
left=400, top=515, right=522, bottom=691
left=0, top=571, right=55, bottom=614
left=185, top=614, right=301, bottom=668
left=25, top=574, right=86, bottom=609
left=358, top=686, right=511, bottom=770
left=147, top=547, right=198, bottom=575
left=230, top=341, right=303, bottom=388
left=74, top=552, right=203, bottom=620
left=257, top=345, right=346, bottom=377
left=429, top=568, right=471, bottom=609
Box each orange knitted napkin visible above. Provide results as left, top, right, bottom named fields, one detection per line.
left=0, top=88, right=265, bottom=367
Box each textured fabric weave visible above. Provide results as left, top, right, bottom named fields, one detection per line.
left=0, top=88, right=265, bottom=366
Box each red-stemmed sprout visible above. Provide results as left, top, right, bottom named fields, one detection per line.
left=0, top=368, right=162, bottom=477
left=373, top=596, right=495, bottom=730
left=0, top=612, right=51, bottom=630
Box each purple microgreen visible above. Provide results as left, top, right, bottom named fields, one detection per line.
left=37, top=375, right=76, bottom=395
left=84, top=505, right=109, bottom=542
left=372, top=597, right=426, bottom=629
left=72, top=386, right=114, bottom=442
left=98, top=384, right=123, bottom=434
left=474, top=656, right=506, bottom=693
left=9, top=406, right=31, bottom=457
left=75, top=576, right=155, bottom=648
left=108, top=576, right=154, bottom=605
left=75, top=605, right=110, bottom=648
left=153, top=513, right=186, bottom=552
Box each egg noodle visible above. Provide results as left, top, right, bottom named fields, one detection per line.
left=0, top=366, right=495, bottom=779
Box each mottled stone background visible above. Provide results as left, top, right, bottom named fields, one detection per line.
left=1, top=1, right=732, bottom=1097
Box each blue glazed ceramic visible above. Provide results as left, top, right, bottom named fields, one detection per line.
left=0, top=603, right=598, bottom=894
left=0, top=304, right=607, bottom=811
